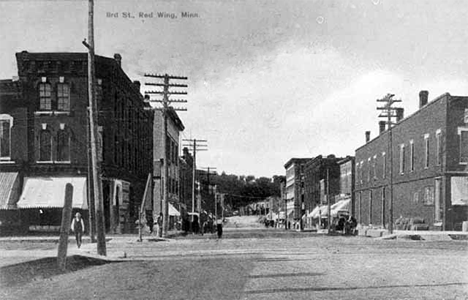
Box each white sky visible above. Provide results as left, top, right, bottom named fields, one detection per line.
left=2, top=0, right=468, bottom=177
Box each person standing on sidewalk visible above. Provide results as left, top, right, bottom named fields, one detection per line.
left=155, top=213, right=163, bottom=237
left=70, top=212, right=85, bottom=248
left=216, top=218, right=223, bottom=239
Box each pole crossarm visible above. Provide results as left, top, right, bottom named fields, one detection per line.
left=183, top=139, right=207, bottom=142
left=144, top=73, right=188, bottom=80
left=145, top=91, right=188, bottom=95
left=376, top=93, right=403, bottom=235
left=145, top=83, right=188, bottom=88
left=144, top=99, right=188, bottom=103
left=144, top=73, right=188, bottom=237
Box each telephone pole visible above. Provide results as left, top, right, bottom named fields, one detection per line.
left=182, top=139, right=207, bottom=227
left=145, top=74, right=187, bottom=237
left=201, top=167, right=217, bottom=216
left=83, top=0, right=106, bottom=256
left=377, top=93, right=402, bottom=234
left=200, top=167, right=217, bottom=193
left=327, top=168, right=331, bottom=235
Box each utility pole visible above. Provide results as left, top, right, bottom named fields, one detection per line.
left=182, top=139, right=207, bottom=228
left=327, top=168, right=331, bottom=235
left=377, top=93, right=402, bottom=234
left=214, top=185, right=218, bottom=222
left=200, top=167, right=217, bottom=214
left=200, top=167, right=217, bottom=195
left=86, top=110, right=96, bottom=243
left=83, top=0, right=106, bottom=256
left=145, top=74, right=188, bottom=238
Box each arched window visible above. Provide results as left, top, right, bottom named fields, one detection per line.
left=0, top=114, right=13, bottom=160
left=39, top=129, right=52, bottom=161
left=57, top=83, right=70, bottom=111
left=39, top=83, right=52, bottom=110
left=57, top=127, right=70, bottom=162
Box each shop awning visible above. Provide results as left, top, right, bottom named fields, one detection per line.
left=308, top=199, right=351, bottom=219
left=308, top=205, right=329, bottom=218
left=332, top=199, right=351, bottom=216
left=17, top=177, right=88, bottom=209
left=168, top=203, right=180, bottom=216
left=0, top=172, right=20, bottom=209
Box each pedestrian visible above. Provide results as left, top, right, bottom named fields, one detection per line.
left=70, top=212, right=85, bottom=248
left=216, top=218, right=223, bottom=239
left=155, top=213, right=163, bottom=237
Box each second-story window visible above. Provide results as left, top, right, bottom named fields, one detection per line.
left=0, top=116, right=12, bottom=160
left=367, top=158, right=371, bottom=182
left=424, top=134, right=430, bottom=168
left=57, top=83, right=70, bottom=111
left=39, top=83, right=52, bottom=110
left=460, top=129, right=468, bottom=164
left=57, top=128, right=70, bottom=162
left=399, top=144, right=405, bottom=174
left=436, top=130, right=442, bottom=165
left=382, top=152, right=386, bottom=179
left=410, top=140, right=415, bottom=172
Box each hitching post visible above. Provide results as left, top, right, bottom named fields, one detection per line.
left=57, top=183, right=74, bottom=270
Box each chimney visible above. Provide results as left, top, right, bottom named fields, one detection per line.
left=379, top=121, right=386, bottom=134
left=365, top=131, right=371, bottom=143
left=396, top=108, right=404, bottom=122
left=114, top=53, right=122, bottom=67
left=133, top=80, right=141, bottom=92
left=419, top=90, right=428, bottom=108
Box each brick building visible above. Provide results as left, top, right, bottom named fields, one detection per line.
left=337, top=156, right=355, bottom=215
left=355, top=91, right=468, bottom=231
left=152, top=108, right=184, bottom=224
left=303, top=155, right=343, bottom=227
left=179, top=147, right=194, bottom=215
left=284, top=158, right=311, bottom=222
left=0, top=51, right=153, bottom=233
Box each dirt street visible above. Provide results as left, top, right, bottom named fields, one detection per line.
left=0, top=229, right=467, bottom=300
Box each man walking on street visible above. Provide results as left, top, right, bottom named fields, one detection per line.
left=71, top=212, right=85, bottom=248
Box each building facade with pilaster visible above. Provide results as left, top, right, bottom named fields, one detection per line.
left=355, top=91, right=468, bottom=231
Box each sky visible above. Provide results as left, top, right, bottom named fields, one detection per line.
left=2, top=0, right=468, bottom=177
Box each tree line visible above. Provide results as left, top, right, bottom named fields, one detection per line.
left=197, top=171, right=285, bottom=210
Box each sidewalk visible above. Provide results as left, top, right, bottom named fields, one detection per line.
left=359, top=228, right=468, bottom=241
left=1, top=228, right=467, bottom=243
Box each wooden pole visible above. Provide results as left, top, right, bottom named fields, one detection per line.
left=138, top=173, right=152, bottom=242
left=162, top=75, right=169, bottom=237
left=87, top=0, right=106, bottom=255
left=57, top=183, right=74, bottom=270
left=327, top=168, right=331, bottom=235
left=86, top=109, right=96, bottom=243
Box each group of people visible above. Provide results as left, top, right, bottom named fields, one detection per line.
left=336, top=214, right=358, bottom=235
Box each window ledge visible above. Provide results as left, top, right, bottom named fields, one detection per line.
left=37, top=161, right=54, bottom=164
left=55, top=161, right=71, bottom=164
left=0, top=160, right=15, bottom=164
left=34, top=111, right=70, bottom=116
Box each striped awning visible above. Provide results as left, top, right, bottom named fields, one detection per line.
left=0, top=172, right=20, bottom=209
left=17, top=177, right=88, bottom=209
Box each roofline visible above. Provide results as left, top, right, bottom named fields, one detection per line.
left=284, top=158, right=312, bottom=169
left=337, top=156, right=355, bottom=165
left=355, top=92, right=452, bottom=152
left=166, top=107, right=185, bottom=131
